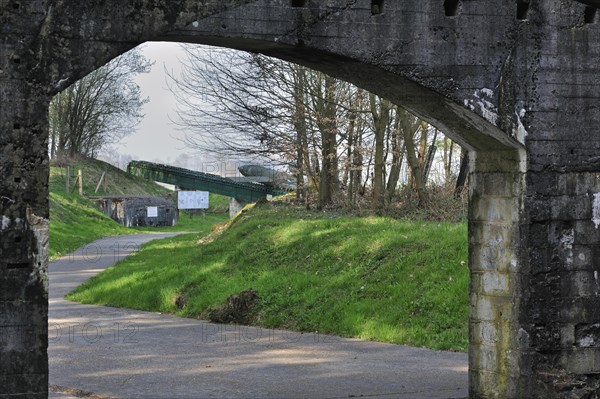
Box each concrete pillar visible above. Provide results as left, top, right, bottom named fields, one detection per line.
left=468, top=147, right=600, bottom=397
left=507, top=2, right=600, bottom=396
left=468, top=149, right=526, bottom=398
left=229, top=197, right=248, bottom=219
left=0, top=79, right=50, bottom=396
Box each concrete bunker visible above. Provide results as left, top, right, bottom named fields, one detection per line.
left=93, top=196, right=178, bottom=227
left=2, top=0, right=600, bottom=398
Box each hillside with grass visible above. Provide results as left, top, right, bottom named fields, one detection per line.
left=67, top=201, right=470, bottom=351
left=49, top=157, right=229, bottom=259
left=50, top=157, right=173, bottom=198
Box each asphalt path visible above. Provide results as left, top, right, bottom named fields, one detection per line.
left=48, top=233, right=468, bottom=399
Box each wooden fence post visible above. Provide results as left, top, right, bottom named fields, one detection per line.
left=78, top=169, right=83, bottom=196
left=66, top=165, right=70, bottom=192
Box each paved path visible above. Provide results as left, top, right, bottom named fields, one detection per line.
left=49, top=234, right=468, bottom=399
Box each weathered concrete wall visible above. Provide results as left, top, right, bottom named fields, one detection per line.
left=518, top=2, right=600, bottom=396
left=2, top=0, right=600, bottom=397
left=1, top=2, right=52, bottom=397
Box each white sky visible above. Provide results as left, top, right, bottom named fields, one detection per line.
left=115, top=41, right=190, bottom=163
left=104, top=41, right=265, bottom=175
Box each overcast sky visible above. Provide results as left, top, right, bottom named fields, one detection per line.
left=114, top=41, right=192, bottom=164
left=103, top=41, right=266, bottom=175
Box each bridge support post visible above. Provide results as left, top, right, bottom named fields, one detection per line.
left=470, top=145, right=600, bottom=398
left=229, top=197, right=248, bottom=218
left=468, top=149, right=527, bottom=398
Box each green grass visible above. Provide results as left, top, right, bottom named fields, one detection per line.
left=49, top=191, right=133, bottom=259
left=136, top=208, right=228, bottom=233
left=67, top=202, right=469, bottom=351
left=49, top=157, right=229, bottom=259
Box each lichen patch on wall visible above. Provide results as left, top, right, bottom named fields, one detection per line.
left=514, top=108, right=528, bottom=145
left=559, top=229, right=574, bottom=267
left=463, top=88, right=499, bottom=125
left=1, top=215, right=10, bottom=230
left=592, top=193, right=600, bottom=229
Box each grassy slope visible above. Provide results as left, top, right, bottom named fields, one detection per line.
left=49, top=191, right=131, bottom=259
left=49, top=157, right=229, bottom=258
left=50, top=157, right=172, bottom=198
left=68, top=202, right=469, bottom=351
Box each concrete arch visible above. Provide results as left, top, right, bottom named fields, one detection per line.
left=3, top=0, right=600, bottom=398
left=35, top=0, right=527, bottom=151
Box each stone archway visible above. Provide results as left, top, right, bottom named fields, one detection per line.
left=2, top=1, right=600, bottom=398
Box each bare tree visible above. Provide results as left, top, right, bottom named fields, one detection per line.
left=369, top=93, right=392, bottom=209
left=420, top=125, right=439, bottom=184
left=309, top=73, right=340, bottom=208
left=454, top=148, right=469, bottom=197
left=291, top=64, right=309, bottom=202
left=168, top=46, right=299, bottom=162
left=169, top=45, right=354, bottom=207
left=402, top=114, right=429, bottom=205
left=169, top=44, right=462, bottom=210
left=49, top=47, right=151, bottom=158
left=385, top=109, right=405, bottom=205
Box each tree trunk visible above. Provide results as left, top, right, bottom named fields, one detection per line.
left=454, top=148, right=469, bottom=198
left=403, top=118, right=428, bottom=205
left=422, top=128, right=438, bottom=184
left=444, top=138, right=455, bottom=184
left=317, top=74, right=339, bottom=209
left=385, top=109, right=403, bottom=204
left=369, top=93, right=391, bottom=209
left=292, top=66, right=308, bottom=202
left=345, top=105, right=357, bottom=207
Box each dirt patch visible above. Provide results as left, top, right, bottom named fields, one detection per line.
left=50, top=385, right=114, bottom=399
left=204, top=288, right=260, bottom=324
left=173, top=293, right=187, bottom=310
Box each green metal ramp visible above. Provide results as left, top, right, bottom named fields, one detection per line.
left=127, top=160, right=284, bottom=202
